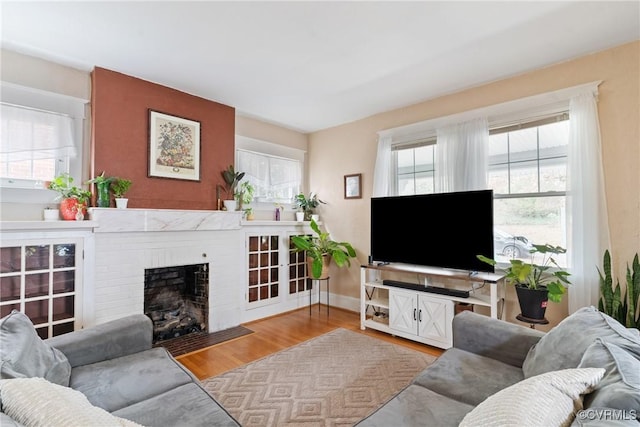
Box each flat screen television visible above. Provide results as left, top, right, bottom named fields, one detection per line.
left=370, top=190, right=494, bottom=273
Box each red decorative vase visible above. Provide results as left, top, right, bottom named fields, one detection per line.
left=59, top=198, right=86, bottom=220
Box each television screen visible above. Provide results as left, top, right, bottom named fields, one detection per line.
left=370, top=190, right=494, bottom=273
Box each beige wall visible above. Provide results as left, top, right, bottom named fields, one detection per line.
left=309, top=41, right=640, bottom=329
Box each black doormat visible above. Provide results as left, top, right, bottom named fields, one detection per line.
left=154, top=326, right=254, bottom=357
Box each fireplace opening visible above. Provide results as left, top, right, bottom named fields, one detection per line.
left=144, top=263, right=208, bottom=343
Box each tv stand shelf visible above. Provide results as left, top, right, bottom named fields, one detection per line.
left=360, top=263, right=505, bottom=349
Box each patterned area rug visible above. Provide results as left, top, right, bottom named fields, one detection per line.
left=201, top=328, right=436, bottom=426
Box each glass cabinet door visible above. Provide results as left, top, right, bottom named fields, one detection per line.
left=1, top=239, right=82, bottom=339
left=246, top=234, right=280, bottom=308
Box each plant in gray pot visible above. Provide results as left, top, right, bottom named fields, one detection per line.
left=477, top=244, right=571, bottom=320
left=290, top=219, right=356, bottom=279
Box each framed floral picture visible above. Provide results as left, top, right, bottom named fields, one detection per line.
left=148, top=110, right=201, bottom=181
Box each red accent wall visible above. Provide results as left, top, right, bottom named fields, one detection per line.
left=91, top=67, right=235, bottom=210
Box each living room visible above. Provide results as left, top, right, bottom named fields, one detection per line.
left=1, top=2, right=639, bottom=426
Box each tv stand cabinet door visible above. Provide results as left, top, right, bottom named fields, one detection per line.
left=389, top=289, right=418, bottom=335
left=417, top=295, right=453, bottom=348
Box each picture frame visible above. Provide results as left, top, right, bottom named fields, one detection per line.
left=148, top=110, right=201, bottom=181
left=344, top=173, right=362, bottom=199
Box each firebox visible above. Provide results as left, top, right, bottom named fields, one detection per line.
left=144, top=263, right=208, bottom=343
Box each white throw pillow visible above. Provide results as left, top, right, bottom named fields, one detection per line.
left=0, top=377, right=144, bottom=427
left=459, top=368, right=605, bottom=427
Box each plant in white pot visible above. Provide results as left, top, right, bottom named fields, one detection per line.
left=111, top=178, right=132, bottom=209
left=295, top=192, right=325, bottom=221
left=221, top=165, right=244, bottom=211
left=290, top=219, right=356, bottom=279
left=477, top=244, right=571, bottom=320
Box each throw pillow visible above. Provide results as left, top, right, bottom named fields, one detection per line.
left=523, top=306, right=640, bottom=378
left=458, top=367, right=605, bottom=427
left=0, top=377, right=143, bottom=427
left=577, top=339, right=640, bottom=411
left=0, top=310, right=71, bottom=386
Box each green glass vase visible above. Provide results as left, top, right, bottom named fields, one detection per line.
left=96, top=181, right=111, bottom=208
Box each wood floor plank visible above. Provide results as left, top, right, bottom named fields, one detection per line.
left=177, top=305, right=443, bottom=380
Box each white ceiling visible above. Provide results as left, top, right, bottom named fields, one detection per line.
left=1, top=1, right=639, bottom=133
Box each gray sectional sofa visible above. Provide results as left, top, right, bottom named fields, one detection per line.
left=0, top=311, right=239, bottom=427
left=358, top=306, right=640, bottom=426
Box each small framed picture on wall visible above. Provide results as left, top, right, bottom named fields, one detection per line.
left=148, top=110, right=201, bottom=181
left=344, top=173, right=362, bottom=199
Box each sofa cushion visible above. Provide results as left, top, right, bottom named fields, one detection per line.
left=0, top=310, right=71, bottom=386
left=69, top=347, right=194, bottom=412
left=113, top=382, right=239, bottom=427
left=577, top=339, right=640, bottom=411
left=0, top=377, right=142, bottom=426
left=459, top=367, right=605, bottom=427
left=523, top=306, right=640, bottom=379
left=412, top=347, right=524, bottom=406
left=355, top=384, right=474, bottom=427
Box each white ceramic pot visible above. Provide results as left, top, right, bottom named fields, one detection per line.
left=43, top=209, right=60, bottom=221
left=115, top=198, right=129, bottom=209
left=296, top=212, right=305, bottom=221
left=223, top=200, right=237, bottom=211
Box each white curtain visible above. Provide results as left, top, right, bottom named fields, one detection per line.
left=372, top=135, right=393, bottom=197
left=0, top=103, right=76, bottom=161
left=567, top=92, right=610, bottom=313
left=435, top=117, right=489, bottom=192
left=237, top=149, right=301, bottom=202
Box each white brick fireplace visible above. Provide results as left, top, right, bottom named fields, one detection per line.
left=89, top=208, right=245, bottom=333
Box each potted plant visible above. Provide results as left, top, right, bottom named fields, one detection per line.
left=48, top=172, right=91, bottom=220
left=87, top=171, right=114, bottom=208
left=221, top=165, right=244, bottom=211
left=477, top=244, right=571, bottom=320
left=291, top=219, right=356, bottom=279
left=295, top=192, right=326, bottom=221
left=598, top=249, right=639, bottom=328
left=243, top=207, right=254, bottom=221
left=111, top=178, right=132, bottom=209
left=236, top=180, right=254, bottom=212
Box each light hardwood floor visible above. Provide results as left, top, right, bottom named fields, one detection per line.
left=177, top=305, right=444, bottom=380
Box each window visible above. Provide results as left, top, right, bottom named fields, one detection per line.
left=394, top=139, right=436, bottom=196
left=392, top=113, right=569, bottom=266
left=1, top=103, right=75, bottom=186
left=236, top=136, right=304, bottom=207
left=0, top=82, right=86, bottom=196
left=490, top=115, right=569, bottom=266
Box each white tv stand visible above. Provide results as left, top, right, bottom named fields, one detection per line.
left=360, top=263, right=505, bottom=349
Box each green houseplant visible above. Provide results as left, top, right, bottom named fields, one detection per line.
left=477, top=244, right=571, bottom=319
left=111, top=178, right=132, bottom=209
left=87, top=171, right=114, bottom=208
left=48, top=172, right=91, bottom=220
left=598, top=249, right=639, bottom=328
left=291, top=219, right=356, bottom=279
left=221, top=165, right=244, bottom=211
left=236, top=180, right=254, bottom=212
left=295, top=192, right=325, bottom=221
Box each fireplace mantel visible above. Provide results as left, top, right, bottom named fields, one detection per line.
left=89, top=208, right=243, bottom=233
